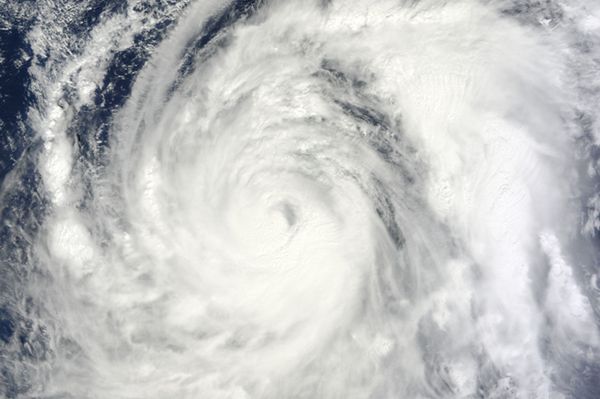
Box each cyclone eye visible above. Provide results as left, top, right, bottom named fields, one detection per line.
left=278, top=201, right=297, bottom=228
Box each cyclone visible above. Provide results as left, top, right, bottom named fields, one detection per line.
left=1, top=0, right=600, bottom=398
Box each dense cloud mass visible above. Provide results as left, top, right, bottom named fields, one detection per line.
left=1, top=0, right=600, bottom=398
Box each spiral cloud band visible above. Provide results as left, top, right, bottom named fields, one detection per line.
left=1, top=0, right=600, bottom=398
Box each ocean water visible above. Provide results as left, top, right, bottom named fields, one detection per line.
left=1, top=0, right=600, bottom=398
